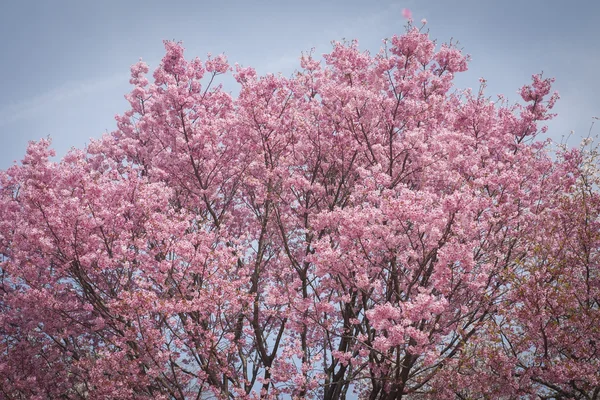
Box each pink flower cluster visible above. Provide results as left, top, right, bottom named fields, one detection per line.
left=1, top=23, right=598, bottom=400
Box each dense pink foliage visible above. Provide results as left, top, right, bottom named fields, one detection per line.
left=1, top=23, right=598, bottom=399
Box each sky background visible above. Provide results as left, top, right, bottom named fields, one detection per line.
left=0, top=0, right=598, bottom=170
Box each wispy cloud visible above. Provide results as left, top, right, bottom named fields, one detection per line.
left=0, top=73, right=127, bottom=127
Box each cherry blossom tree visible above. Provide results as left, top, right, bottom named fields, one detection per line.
left=446, top=142, right=600, bottom=400
left=1, top=22, right=598, bottom=399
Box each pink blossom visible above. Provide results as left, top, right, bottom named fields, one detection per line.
left=0, top=22, right=596, bottom=400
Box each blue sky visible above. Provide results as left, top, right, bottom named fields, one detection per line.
left=0, top=0, right=598, bottom=169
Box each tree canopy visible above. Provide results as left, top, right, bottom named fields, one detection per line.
left=1, top=22, right=598, bottom=399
